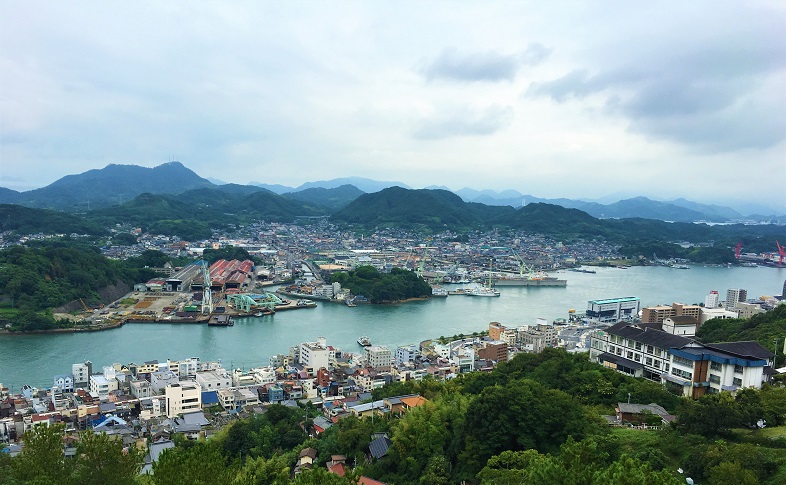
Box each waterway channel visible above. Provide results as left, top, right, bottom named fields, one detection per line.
left=1, top=265, right=784, bottom=391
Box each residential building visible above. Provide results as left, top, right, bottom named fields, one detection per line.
left=72, top=361, right=92, bottom=388
left=705, top=290, right=720, bottom=309
left=195, top=370, right=232, bottom=391
left=53, top=374, right=74, bottom=393
left=478, top=341, right=508, bottom=363
left=395, top=344, right=420, bottom=366
left=585, top=297, right=641, bottom=324
left=641, top=302, right=701, bottom=324
left=150, top=371, right=180, bottom=393
left=299, top=338, right=330, bottom=373
left=518, top=324, right=557, bottom=352
left=451, top=348, right=475, bottom=374
left=736, top=302, right=764, bottom=319
left=366, top=346, right=393, bottom=370
left=130, top=380, right=153, bottom=399
left=726, top=288, right=747, bottom=310
left=89, top=374, right=118, bottom=399
left=164, top=382, right=201, bottom=418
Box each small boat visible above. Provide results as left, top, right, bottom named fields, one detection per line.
left=357, top=336, right=372, bottom=347
left=345, top=299, right=357, bottom=307
left=465, top=286, right=500, bottom=297
left=430, top=286, right=448, bottom=297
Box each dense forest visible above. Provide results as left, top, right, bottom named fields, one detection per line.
left=328, top=266, right=433, bottom=303
left=3, top=349, right=786, bottom=484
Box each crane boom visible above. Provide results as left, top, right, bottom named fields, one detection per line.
left=200, top=260, right=213, bottom=315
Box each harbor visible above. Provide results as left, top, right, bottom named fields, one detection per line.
left=1, top=265, right=783, bottom=389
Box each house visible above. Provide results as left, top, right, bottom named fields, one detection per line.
left=369, top=433, right=393, bottom=459
left=615, top=403, right=675, bottom=425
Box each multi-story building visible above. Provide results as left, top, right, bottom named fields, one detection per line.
left=72, top=361, right=92, bottom=388
left=725, top=288, right=747, bottom=310
left=451, top=348, right=475, bottom=374
left=478, top=341, right=508, bottom=363
left=704, top=290, right=720, bottom=309
left=736, top=302, right=764, bottom=319
left=590, top=322, right=772, bottom=398
left=700, top=307, right=739, bottom=325
left=150, top=370, right=180, bottom=393
left=585, top=297, right=641, bottom=324
left=165, top=382, right=201, bottom=418
left=641, top=302, right=700, bottom=324
left=366, top=346, right=393, bottom=370
left=395, top=344, right=420, bottom=366
left=195, top=370, right=232, bottom=391
left=130, top=380, right=152, bottom=399
left=661, top=316, right=699, bottom=337
left=299, top=340, right=330, bottom=374
left=53, top=374, right=74, bottom=393
left=518, top=324, right=557, bottom=352
left=89, top=374, right=118, bottom=399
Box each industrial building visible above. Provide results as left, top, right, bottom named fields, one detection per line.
left=585, top=297, right=641, bottom=324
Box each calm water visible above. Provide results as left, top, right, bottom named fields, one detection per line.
left=1, top=265, right=783, bottom=391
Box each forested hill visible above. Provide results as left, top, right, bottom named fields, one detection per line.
left=0, top=204, right=106, bottom=235
left=330, top=186, right=515, bottom=230
left=697, top=304, right=786, bottom=355
left=329, top=265, right=432, bottom=302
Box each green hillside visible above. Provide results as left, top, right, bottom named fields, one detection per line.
left=0, top=204, right=106, bottom=235
left=284, top=184, right=365, bottom=210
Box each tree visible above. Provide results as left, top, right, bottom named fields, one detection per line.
left=6, top=424, right=71, bottom=485
left=152, top=441, right=237, bottom=485
left=72, top=430, right=143, bottom=485
left=706, top=461, right=758, bottom=485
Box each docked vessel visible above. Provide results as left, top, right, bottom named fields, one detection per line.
left=492, top=271, right=567, bottom=287
left=430, top=286, right=448, bottom=297
left=465, top=286, right=500, bottom=297
left=357, top=336, right=372, bottom=347
left=208, top=315, right=234, bottom=326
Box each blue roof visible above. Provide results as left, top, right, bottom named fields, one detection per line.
left=201, top=391, right=219, bottom=404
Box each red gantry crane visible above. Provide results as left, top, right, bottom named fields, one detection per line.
left=777, top=241, right=785, bottom=265
left=734, top=242, right=743, bottom=260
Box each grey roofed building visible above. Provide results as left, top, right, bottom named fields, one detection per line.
left=616, top=402, right=674, bottom=420
left=704, top=341, right=774, bottom=361
left=141, top=439, right=175, bottom=474
left=604, top=321, right=694, bottom=348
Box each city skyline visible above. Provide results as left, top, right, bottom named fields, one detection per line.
left=1, top=2, right=785, bottom=212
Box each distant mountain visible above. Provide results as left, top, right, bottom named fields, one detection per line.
left=0, top=204, right=106, bottom=235
left=295, top=177, right=410, bottom=193
left=284, top=184, right=365, bottom=210
left=667, top=198, right=743, bottom=220
left=423, top=185, right=452, bottom=191
left=0, top=187, right=21, bottom=204
left=249, top=182, right=295, bottom=194
left=507, top=203, right=607, bottom=239
left=578, top=197, right=725, bottom=222
left=8, top=162, right=214, bottom=211
left=206, top=177, right=229, bottom=185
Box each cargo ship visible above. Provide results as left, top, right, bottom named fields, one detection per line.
left=491, top=271, right=567, bottom=287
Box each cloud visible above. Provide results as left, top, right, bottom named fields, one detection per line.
left=526, top=38, right=786, bottom=152
left=413, top=105, right=514, bottom=140
left=421, top=44, right=549, bottom=82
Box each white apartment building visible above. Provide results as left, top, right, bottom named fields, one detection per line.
left=195, top=370, right=232, bottom=391
left=704, top=290, right=720, bottom=308
left=700, top=307, right=739, bottom=325
left=165, top=382, right=202, bottom=418
left=130, top=380, right=153, bottom=399
left=366, top=346, right=393, bottom=370
left=89, top=374, right=118, bottom=398
left=251, top=367, right=277, bottom=385
left=72, top=361, right=92, bottom=388
left=451, top=348, right=475, bottom=374
left=299, top=339, right=330, bottom=373
left=395, top=344, right=420, bottom=366
left=151, top=370, right=180, bottom=393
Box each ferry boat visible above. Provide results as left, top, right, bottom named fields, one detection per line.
left=357, top=336, right=372, bottom=347
left=345, top=298, right=357, bottom=307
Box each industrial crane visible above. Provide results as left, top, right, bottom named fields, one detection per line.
left=734, top=242, right=743, bottom=260
left=777, top=241, right=785, bottom=266
left=199, top=260, right=213, bottom=315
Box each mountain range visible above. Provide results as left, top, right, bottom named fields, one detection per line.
left=0, top=162, right=782, bottom=223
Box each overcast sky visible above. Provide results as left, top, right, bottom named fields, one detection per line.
left=1, top=1, right=785, bottom=212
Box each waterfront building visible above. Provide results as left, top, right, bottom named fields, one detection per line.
left=164, top=382, right=201, bottom=418
left=250, top=367, right=277, bottom=385
left=585, top=297, right=640, bottom=324
left=150, top=370, right=179, bottom=393
left=517, top=324, right=557, bottom=353
left=366, top=346, right=393, bottom=370
left=589, top=322, right=773, bottom=398
left=195, top=370, right=232, bottom=391
left=395, top=344, right=420, bottom=366
left=725, top=288, right=747, bottom=310
left=53, top=374, right=74, bottom=393
left=89, top=373, right=118, bottom=398
left=72, top=361, right=92, bottom=388
left=299, top=338, right=331, bottom=373
left=641, top=302, right=701, bottom=324
left=705, top=290, right=720, bottom=308
left=167, top=358, right=201, bottom=379
left=451, top=348, right=475, bottom=374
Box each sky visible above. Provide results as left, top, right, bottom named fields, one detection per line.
left=1, top=1, right=785, bottom=213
